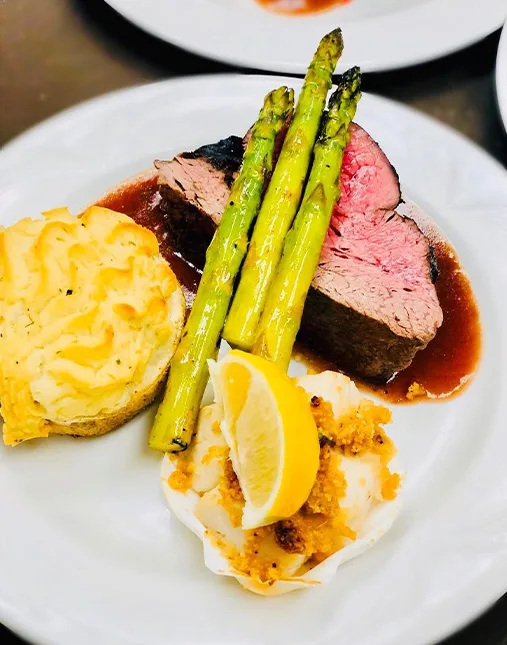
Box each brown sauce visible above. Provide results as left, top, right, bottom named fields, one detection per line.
left=256, top=0, right=349, bottom=15
left=296, top=241, right=482, bottom=404
left=97, top=179, right=481, bottom=405
left=382, top=241, right=481, bottom=403
left=96, top=177, right=200, bottom=308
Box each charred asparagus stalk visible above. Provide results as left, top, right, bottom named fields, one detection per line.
left=149, top=87, right=294, bottom=452
left=252, top=67, right=362, bottom=369
left=223, top=29, right=344, bottom=350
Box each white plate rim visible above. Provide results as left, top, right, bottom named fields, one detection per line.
left=103, top=0, right=507, bottom=73
left=0, top=75, right=506, bottom=645
left=496, top=21, right=507, bottom=131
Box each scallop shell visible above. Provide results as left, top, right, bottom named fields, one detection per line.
left=161, top=454, right=402, bottom=596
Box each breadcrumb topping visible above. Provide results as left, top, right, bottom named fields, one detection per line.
left=406, top=382, right=427, bottom=400
left=380, top=466, right=400, bottom=500
left=172, top=393, right=400, bottom=585
left=212, top=421, right=222, bottom=435
left=168, top=453, right=194, bottom=493
left=311, top=396, right=395, bottom=459
left=314, top=396, right=400, bottom=501
left=202, top=444, right=228, bottom=466
left=304, top=445, right=346, bottom=516
left=218, top=457, right=244, bottom=528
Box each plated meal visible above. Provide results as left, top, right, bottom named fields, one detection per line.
left=1, top=26, right=507, bottom=645
left=0, top=29, right=480, bottom=594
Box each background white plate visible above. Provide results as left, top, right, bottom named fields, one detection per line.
left=1, top=76, right=507, bottom=645
left=496, top=22, right=507, bottom=131
left=104, top=0, right=507, bottom=73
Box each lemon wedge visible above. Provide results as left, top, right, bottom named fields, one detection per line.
left=209, top=350, right=320, bottom=530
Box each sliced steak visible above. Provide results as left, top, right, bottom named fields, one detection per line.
left=155, top=135, right=244, bottom=268
left=302, top=124, right=442, bottom=380
left=155, top=116, right=291, bottom=269
left=156, top=124, right=443, bottom=381
left=336, top=123, right=400, bottom=214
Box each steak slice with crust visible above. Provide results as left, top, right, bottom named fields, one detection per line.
left=155, top=135, right=244, bottom=268
left=303, top=124, right=442, bottom=380
left=155, top=124, right=443, bottom=381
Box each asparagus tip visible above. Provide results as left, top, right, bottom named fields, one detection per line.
left=339, top=66, right=361, bottom=87
left=323, top=27, right=343, bottom=41
left=312, top=28, right=344, bottom=67
left=328, top=66, right=362, bottom=109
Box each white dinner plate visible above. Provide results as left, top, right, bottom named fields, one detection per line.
left=1, top=75, right=507, bottom=645
left=104, top=0, right=507, bottom=73
left=496, top=22, right=507, bottom=131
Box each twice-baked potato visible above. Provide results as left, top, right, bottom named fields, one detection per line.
left=0, top=206, right=185, bottom=445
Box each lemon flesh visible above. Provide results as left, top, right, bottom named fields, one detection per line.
left=209, top=350, right=320, bottom=529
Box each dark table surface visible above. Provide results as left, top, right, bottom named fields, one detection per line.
left=0, top=1, right=506, bottom=644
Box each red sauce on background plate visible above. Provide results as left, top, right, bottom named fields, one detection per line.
left=256, top=0, right=349, bottom=15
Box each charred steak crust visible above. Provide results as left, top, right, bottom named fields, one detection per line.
left=155, top=123, right=443, bottom=381
left=154, top=124, right=290, bottom=271
left=154, top=136, right=245, bottom=269
left=386, top=156, right=401, bottom=207
left=428, top=245, right=439, bottom=283
left=180, top=136, right=244, bottom=187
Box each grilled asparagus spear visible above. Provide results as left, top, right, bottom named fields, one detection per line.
left=149, top=86, right=294, bottom=452
left=252, top=68, right=362, bottom=369
left=223, top=29, right=344, bottom=350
